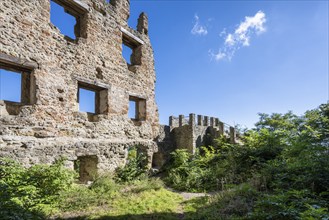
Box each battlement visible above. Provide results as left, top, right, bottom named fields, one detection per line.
left=169, top=113, right=236, bottom=141
left=169, top=114, right=223, bottom=127
left=153, top=114, right=238, bottom=167
left=1, top=0, right=241, bottom=176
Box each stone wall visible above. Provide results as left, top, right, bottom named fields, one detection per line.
left=155, top=114, right=237, bottom=167
left=153, top=125, right=173, bottom=168
left=0, top=0, right=159, bottom=179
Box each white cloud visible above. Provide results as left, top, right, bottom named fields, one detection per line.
left=235, top=11, right=266, bottom=36
left=209, top=50, right=226, bottom=61
left=219, top=28, right=226, bottom=37
left=233, top=10, right=266, bottom=46
left=191, top=14, right=208, bottom=36
left=211, top=11, right=266, bottom=62
left=209, top=47, right=236, bottom=62
left=225, top=34, right=235, bottom=46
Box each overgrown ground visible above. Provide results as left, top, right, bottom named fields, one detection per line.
left=1, top=103, right=328, bottom=219
left=52, top=178, right=185, bottom=219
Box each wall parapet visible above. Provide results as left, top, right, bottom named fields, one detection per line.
left=154, top=113, right=239, bottom=166
left=168, top=113, right=237, bottom=143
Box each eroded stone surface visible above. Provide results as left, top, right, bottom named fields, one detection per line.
left=154, top=114, right=237, bottom=167
left=0, top=0, right=159, bottom=174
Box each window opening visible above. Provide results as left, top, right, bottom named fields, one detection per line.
left=128, top=99, right=136, bottom=119
left=129, top=96, right=146, bottom=121
left=0, top=69, right=21, bottom=102
left=78, top=88, right=95, bottom=113
left=77, top=81, right=108, bottom=118
left=122, top=44, right=133, bottom=65
left=50, top=0, right=84, bottom=41
left=0, top=66, right=32, bottom=105
left=122, top=33, right=142, bottom=68
left=0, top=63, right=34, bottom=115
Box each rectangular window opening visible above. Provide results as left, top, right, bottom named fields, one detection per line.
left=129, top=99, right=137, bottom=119
left=122, top=44, right=133, bottom=65
left=78, top=88, right=96, bottom=114
left=0, top=63, right=34, bottom=115
left=129, top=96, right=146, bottom=121
left=122, top=34, right=142, bottom=68
left=50, top=0, right=84, bottom=41
left=77, top=82, right=108, bottom=119
left=0, top=69, right=21, bottom=103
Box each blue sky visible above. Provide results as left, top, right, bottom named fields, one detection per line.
left=128, top=0, right=328, bottom=128
left=1, top=0, right=328, bottom=128
left=0, top=70, right=21, bottom=102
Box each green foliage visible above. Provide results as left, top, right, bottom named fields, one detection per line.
left=0, top=158, right=76, bottom=219
left=165, top=103, right=329, bottom=218
left=164, top=147, right=219, bottom=192
left=58, top=179, right=118, bottom=212
left=55, top=176, right=182, bottom=219
left=184, top=183, right=259, bottom=220
left=123, top=177, right=164, bottom=194
left=115, top=147, right=148, bottom=183
left=90, top=174, right=120, bottom=193
left=169, top=149, right=190, bottom=168
left=1, top=104, right=328, bottom=219
left=104, top=187, right=182, bottom=217
left=251, top=190, right=329, bottom=219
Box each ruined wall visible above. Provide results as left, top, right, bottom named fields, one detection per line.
left=0, top=0, right=159, bottom=177
left=154, top=114, right=236, bottom=167
left=153, top=125, right=173, bottom=168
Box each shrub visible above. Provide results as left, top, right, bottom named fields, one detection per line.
left=164, top=148, right=219, bottom=192
left=0, top=158, right=76, bottom=219
left=184, top=183, right=259, bottom=219
left=250, top=190, right=329, bottom=219
left=115, top=147, right=148, bottom=183
left=90, top=174, right=120, bottom=193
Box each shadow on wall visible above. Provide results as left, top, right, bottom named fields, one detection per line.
left=74, top=155, right=98, bottom=183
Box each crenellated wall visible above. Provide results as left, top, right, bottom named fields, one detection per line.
left=0, top=0, right=240, bottom=179
left=154, top=114, right=237, bottom=168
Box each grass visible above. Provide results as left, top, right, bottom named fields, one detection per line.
left=51, top=177, right=260, bottom=220
left=51, top=177, right=184, bottom=220
left=183, top=184, right=259, bottom=220
left=100, top=188, right=183, bottom=218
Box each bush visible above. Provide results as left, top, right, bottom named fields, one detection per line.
left=90, top=174, right=120, bottom=194
left=251, top=190, right=329, bottom=219
left=58, top=183, right=111, bottom=212
left=0, top=158, right=76, bottom=219
left=184, top=183, right=259, bottom=219
left=166, top=104, right=329, bottom=218
left=115, top=147, right=148, bottom=183
left=164, top=147, right=219, bottom=192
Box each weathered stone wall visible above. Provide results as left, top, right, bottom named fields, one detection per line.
left=173, top=125, right=194, bottom=153
left=0, top=0, right=159, bottom=177
left=155, top=114, right=237, bottom=166
left=153, top=125, right=173, bottom=168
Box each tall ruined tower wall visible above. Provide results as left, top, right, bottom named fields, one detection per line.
left=0, top=0, right=159, bottom=177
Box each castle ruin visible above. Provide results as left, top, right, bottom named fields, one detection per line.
left=0, top=0, right=236, bottom=181
left=154, top=114, right=236, bottom=168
